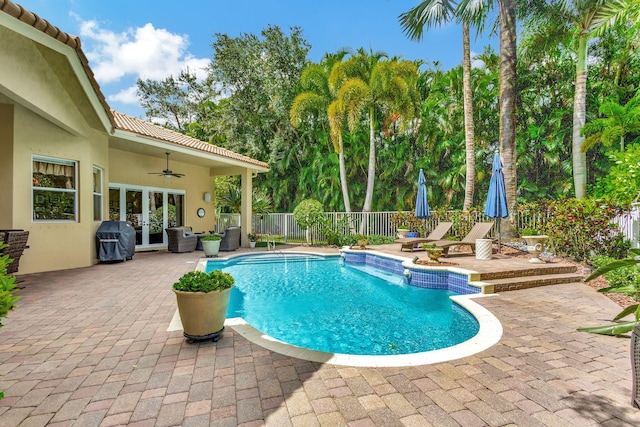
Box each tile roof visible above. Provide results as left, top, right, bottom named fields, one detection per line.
left=1, top=0, right=267, bottom=170
left=112, top=111, right=268, bottom=168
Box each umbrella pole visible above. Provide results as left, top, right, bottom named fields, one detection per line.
left=496, top=218, right=501, bottom=254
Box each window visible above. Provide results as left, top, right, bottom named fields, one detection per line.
left=32, top=156, right=77, bottom=221
left=93, top=166, right=103, bottom=221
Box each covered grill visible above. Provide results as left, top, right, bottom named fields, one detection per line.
left=96, top=221, right=136, bottom=262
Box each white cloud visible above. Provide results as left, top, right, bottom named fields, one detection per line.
left=75, top=18, right=209, bottom=84
left=108, top=85, right=138, bottom=104
left=470, top=50, right=485, bottom=69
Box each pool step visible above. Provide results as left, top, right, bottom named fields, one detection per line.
left=223, top=255, right=327, bottom=266
left=478, top=263, right=577, bottom=281
left=480, top=272, right=584, bottom=293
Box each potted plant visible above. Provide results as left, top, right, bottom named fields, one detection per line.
left=397, top=225, right=410, bottom=239
left=172, top=270, right=235, bottom=342
left=354, top=234, right=368, bottom=249
left=248, top=232, right=259, bottom=248
left=422, top=243, right=443, bottom=262
left=520, top=228, right=548, bottom=264
left=200, top=235, right=222, bottom=257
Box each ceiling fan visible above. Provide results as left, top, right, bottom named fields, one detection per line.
left=148, top=152, right=185, bottom=178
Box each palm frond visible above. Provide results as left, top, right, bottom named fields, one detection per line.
left=398, top=0, right=458, bottom=41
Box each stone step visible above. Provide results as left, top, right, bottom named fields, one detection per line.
left=482, top=273, right=584, bottom=293
left=479, top=264, right=577, bottom=281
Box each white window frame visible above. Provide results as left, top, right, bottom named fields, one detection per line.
left=93, top=166, right=103, bottom=221
left=32, top=155, right=78, bottom=222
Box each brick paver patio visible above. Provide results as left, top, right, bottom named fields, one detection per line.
left=1, top=247, right=639, bottom=426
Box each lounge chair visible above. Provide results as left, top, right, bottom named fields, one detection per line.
left=429, top=222, right=495, bottom=256
left=395, top=222, right=453, bottom=252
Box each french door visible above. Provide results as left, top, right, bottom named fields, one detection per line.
left=108, top=184, right=185, bottom=249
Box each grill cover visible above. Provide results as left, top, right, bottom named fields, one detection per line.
left=96, top=221, right=136, bottom=262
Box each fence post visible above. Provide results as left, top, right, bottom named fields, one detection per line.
left=633, top=203, right=640, bottom=249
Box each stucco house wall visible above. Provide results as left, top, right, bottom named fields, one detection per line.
left=0, top=1, right=268, bottom=275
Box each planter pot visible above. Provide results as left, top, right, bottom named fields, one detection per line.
left=522, top=235, right=548, bottom=264
left=357, top=239, right=368, bottom=249
left=249, top=241, right=256, bottom=248
left=174, top=287, right=233, bottom=342
left=201, top=239, right=221, bottom=257
left=397, top=229, right=410, bottom=239
left=425, top=248, right=443, bottom=262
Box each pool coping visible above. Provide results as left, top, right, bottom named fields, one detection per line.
left=168, top=249, right=503, bottom=368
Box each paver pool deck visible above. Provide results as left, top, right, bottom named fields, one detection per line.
left=1, top=246, right=639, bottom=426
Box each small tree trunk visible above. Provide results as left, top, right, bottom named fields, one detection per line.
left=338, top=137, right=351, bottom=212
left=573, top=35, right=588, bottom=199
left=360, top=105, right=376, bottom=234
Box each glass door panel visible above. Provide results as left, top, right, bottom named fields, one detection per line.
left=168, top=193, right=185, bottom=228
left=148, top=191, right=164, bottom=244
left=108, top=188, right=121, bottom=221
left=126, top=190, right=144, bottom=245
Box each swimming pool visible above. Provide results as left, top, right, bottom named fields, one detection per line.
left=203, top=252, right=501, bottom=365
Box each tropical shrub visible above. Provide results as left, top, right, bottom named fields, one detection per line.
left=323, top=215, right=355, bottom=247
left=591, top=255, right=640, bottom=298
left=293, top=199, right=324, bottom=229
left=578, top=248, right=640, bottom=336
left=293, top=199, right=325, bottom=245
left=534, top=199, right=630, bottom=261
left=592, top=144, right=640, bottom=205
left=0, top=244, right=20, bottom=400
left=390, top=212, right=425, bottom=236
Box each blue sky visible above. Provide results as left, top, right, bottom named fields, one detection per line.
left=16, top=0, right=497, bottom=117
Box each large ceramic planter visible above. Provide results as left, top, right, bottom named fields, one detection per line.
left=249, top=241, right=257, bottom=248
left=522, top=235, right=548, bottom=264
left=174, top=287, right=233, bottom=342
left=397, top=228, right=410, bottom=239
left=201, top=239, right=221, bottom=257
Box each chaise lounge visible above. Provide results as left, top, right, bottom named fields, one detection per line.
left=395, top=222, right=453, bottom=252
left=429, top=222, right=495, bottom=257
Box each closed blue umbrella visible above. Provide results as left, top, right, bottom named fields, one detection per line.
left=415, top=169, right=430, bottom=236
left=484, top=153, right=509, bottom=252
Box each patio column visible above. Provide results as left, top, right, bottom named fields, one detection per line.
left=240, top=168, right=253, bottom=247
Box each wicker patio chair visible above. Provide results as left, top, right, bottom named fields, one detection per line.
left=0, top=230, right=29, bottom=274
left=632, top=322, right=640, bottom=408
left=166, top=227, right=197, bottom=253
left=217, top=227, right=241, bottom=251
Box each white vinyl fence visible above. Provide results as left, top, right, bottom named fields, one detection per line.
left=215, top=208, right=639, bottom=246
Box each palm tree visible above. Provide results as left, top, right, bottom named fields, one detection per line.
left=520, top=0, right=640, bottom=198
left=400, top=0, right=518, bottom=236
left=582, top=95, right=640, bottom=152
left=399, top=0, right=477, bottom=211
left=290, top=50, right=352, bottom=211
left=329, top=49, right=419, bottom=223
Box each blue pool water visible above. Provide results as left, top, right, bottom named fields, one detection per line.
left=207, top=254, right=479, bottom=356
